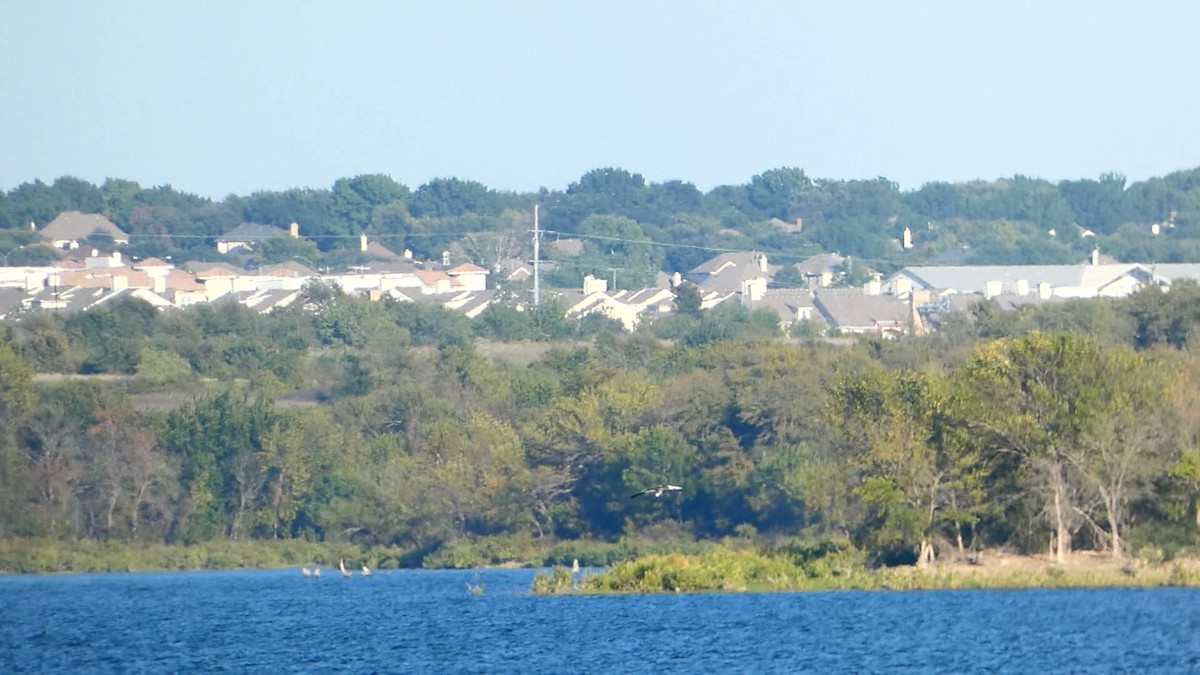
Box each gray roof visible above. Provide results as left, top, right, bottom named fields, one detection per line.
left=795, top=253, right=844, bottom=275
left=40, top=211, right=128, bottom=241
left=1148, top=263, right=1200, bottom=284
left=813, top=289, right=910, bottom=331
left=548, top=238, right=584, bottom=256
left=218, top=223, right=290, bottom=242
left=687, top=251, right=778, bottom=292
left=25, top=284, right=134, bottom=313
left=749, top=288, right=825, bottom=326
left=892, top=263, right=1152, bottom=295
left=0, top=287, right=26, bottom=320
left=448, top=290, right=497, bottom=316
left=689, top=251, right=767, bottom=275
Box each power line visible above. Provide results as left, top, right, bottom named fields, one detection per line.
left=119, top=226, right=911, bottom=269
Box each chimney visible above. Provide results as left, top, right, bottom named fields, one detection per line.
left=153, top=276, right=166, bottom=293
left=109, top=274, right=128, bottom=291
left=757, top=253, right=769, bottom=273
left=984, top=280, right=1002, bottom=299
left=29, top=220, right=35, bottom=232
left=1016, top=279, right=1029, bottom=295
left=360, top=233, right=368, bottom=252
left=910, top=293, right=925, bottom=336
left=289, top=222, right=299, bottom=238
left=1090, top=248, right=1100, bottom=265
left=442, top=250, right=450, bottom=266
left=404, top=249, right=413, bottom=259
left=741, top=277, right=766, bottom=303
left=671, top=271, right=682, bottom=288
left=902, top=227, right=913, bottom=250
left=1038, top=282, right=1052, bottom=299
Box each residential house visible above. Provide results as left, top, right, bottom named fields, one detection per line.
left=228, top=288, right=305, bottom=313
left=883, top=262, right=1157, bottom=300
left=132, top=257, right=175, bottom=277
left=216, top=222, right=297, bottom=254
left=357, top=233, right=403, bottom=261
left=39, top=211, right=129, bottom=249
left=746, top=288, right=824, bottom=333
left=813, top=288, right=913, bottom=337
left=548, top=238, right=584, bottom=256
left=453, top=291, right=497, bottom=319
left=562, top=275, right=674, bottom=330
left=446, top=263, right=489, bottom=292
left=794, top=253, right=845, bottom=287
left=1147, top=263, right=1200, bottom=288
left=686, top=251, right=777, bottom=293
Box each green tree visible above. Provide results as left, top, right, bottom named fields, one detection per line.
left=955, top=333, right=1120, bottom=561
left=829, top=367, right=978, bottom=564
left=672, top=283, right=703, bottom=317
left=0, top=342, right=35, bottom=535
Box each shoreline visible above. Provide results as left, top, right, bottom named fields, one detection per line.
left=534, top=549, right=1200, bottom=594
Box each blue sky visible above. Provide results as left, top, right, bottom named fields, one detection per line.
left=2, top=1, right=1197, bottom=199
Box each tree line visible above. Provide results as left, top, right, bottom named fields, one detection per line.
left=1, top=280, right=1199, bottom=566
left=3, top=167, right=1200, bottom=287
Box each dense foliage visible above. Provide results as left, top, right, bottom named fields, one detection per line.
left=2, top=282, right=1199, bottom=568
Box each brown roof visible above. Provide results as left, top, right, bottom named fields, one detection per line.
left=413, top=269, right=453, bottom=286
left=57, top=269, right=153, bottom=289
left=195, top=267, right=238, bottom=279
left=133, top=257, right=173, bottom=269
left=164, top=270, right=205, bottom=291
left=447, top=263, right=488, bottom=274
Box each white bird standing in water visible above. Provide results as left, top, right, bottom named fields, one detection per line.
left=361, top=565, right=372, bottom=577
left=313, top=567, right=321, bottom=578
left=339, top=558, right=352, bottom=578
left=301, top=567, right=311, bottom=578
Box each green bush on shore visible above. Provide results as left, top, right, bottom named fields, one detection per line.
left=532, top=545, right=1200, bottom=595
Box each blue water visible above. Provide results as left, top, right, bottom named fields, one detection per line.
left=2, top=568, right=1199, bottom=674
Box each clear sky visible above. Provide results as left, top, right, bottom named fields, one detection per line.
left=2, top=1, right=1197, bottom=200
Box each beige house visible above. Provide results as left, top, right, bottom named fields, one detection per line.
left=39, top=211, right=129, bottom=249
left=446, top=263, right=489, bottom=292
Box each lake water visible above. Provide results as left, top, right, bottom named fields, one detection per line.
left=2, top=568, right=1199, bottom=673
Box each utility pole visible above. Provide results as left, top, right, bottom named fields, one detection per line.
left=532, top=203, right=541, bottom=307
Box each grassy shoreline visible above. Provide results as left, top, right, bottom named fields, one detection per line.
left=532, top=547, right=1200, bottom=594
left=9, top=538, right=1200, bottom=595
left=0, top=538, right=407, bottom=574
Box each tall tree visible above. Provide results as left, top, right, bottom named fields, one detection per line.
left=829, top=367, right=978, bottom=564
